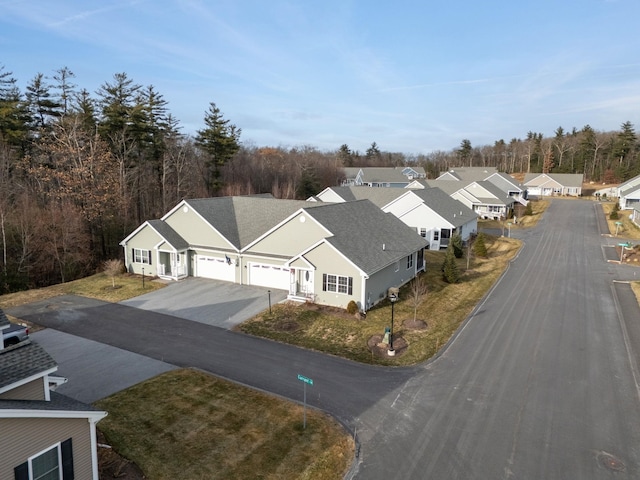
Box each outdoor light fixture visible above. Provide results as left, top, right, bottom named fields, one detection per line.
left=388, top=293, right=398, bottom=356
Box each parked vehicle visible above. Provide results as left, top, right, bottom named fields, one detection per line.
left=3, top=323, right=29, bottom=346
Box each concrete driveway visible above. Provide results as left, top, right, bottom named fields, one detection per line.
left=32, top=328, right=177, bottom=403
left=119, top=277, right=288, bottom=329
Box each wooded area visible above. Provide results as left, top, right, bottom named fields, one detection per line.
left=1, top=65, right=639, bottom=292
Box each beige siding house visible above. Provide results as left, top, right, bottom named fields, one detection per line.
left=0, top=309, right=107, bottom=480
left=121, top=196, right=428, bottom=310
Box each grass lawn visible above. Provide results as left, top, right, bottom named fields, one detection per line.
left=95, top=369, right=354, bottom=480
left=238, top=234, right=522, bottom=366
left=0, top=272, right=165, bottom=309
left=601, top=201, right=640, bottom=240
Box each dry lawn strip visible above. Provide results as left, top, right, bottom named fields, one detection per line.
left=95, top=369, right=354, bottom=480
left=238, top=235, right=522, bottom=366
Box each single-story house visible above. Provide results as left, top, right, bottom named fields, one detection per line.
left=341, top=167, right=425, bottom=187
left=617, top=174, right=640, bottom=210
left=523, top=173, right=584, bottom=197
left=313, top=186, right=477, bottom=250
left=437, top=167, right=499, bottom=182
left=632, top=204, right=640, bottom=227
left=0, top=309, right=107, bottom=480
left=426, top=180, right=516, bottom=220
left=121, top=196, right=428, bottom=310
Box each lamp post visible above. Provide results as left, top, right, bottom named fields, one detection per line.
left=615, top=221, right=623, bottom=236
left=268, top=290, right=272, bottom=314
left=388, top=293, right=398, bottom=356
left=142, top=267, right=145, bottom=289
left=619, top=242, right=632, bottom=263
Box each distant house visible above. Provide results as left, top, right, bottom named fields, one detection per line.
left=314, top=186, right=477, bottom=250
left=523, top=173, right=584, bottom=197
left=0, top=309, right=107, bottom=480
left=436, top=167, right=499, bottom=182
left=617, top=174, right=640, bottom=210
left=341, top=167, right=426, bottom=187
left=632, top=204, right=640, bottom=227
left=121, top=196, right=428, bottom=310
left=425, top=179, right=516, bottom=220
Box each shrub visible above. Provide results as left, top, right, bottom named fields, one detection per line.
left=346, top=300, right=359, bottom=315
left=524, top=202, right=533, bottom=216
left=451, top=233, right=464, bottom=258
left=610, top=202, right=620, bottom=220
left=474, top=233, right=488, bottom=258
left=442, top=244, right=460, bottom=284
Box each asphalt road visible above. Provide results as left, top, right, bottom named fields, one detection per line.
left=8, top=199, right=640, bottom=479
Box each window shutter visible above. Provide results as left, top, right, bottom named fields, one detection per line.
left=322, top=274, right=327, bottom=291
left=14, top=462, right=28, bottom=480
left=148, top=250, right=152, bottom=265
left=61, top=438, right=74, bottom=479
left=348, top=277, right=353, bottom=295
left=132, top=248, right=135, bottom=262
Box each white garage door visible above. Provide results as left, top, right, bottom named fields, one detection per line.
left=248, top=263, right=291, bottom=290
left=196, top=256, right=235, bottom=282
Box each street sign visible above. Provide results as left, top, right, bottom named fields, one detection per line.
left=297, top=374, right=313, bottom=386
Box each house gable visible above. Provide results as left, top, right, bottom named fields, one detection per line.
left=245, top=209, right=331, bottom=257
left=163, top=200, right=236, bottom=251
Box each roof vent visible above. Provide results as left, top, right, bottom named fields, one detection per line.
left=383, top=243, right=386, bottom=251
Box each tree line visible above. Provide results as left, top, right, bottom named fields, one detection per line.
left=1, top=64, right=638, bottom=292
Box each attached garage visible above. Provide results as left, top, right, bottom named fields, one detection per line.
left=248, top=263, right=291, bottom=290
left=195, top=255, right=235, bottom=282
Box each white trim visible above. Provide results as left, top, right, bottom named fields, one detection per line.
left=28, top=441, right=62, bottom=480
left=163, top=199, right=237, bottom=251
left=119, top=220, right=153, bottom=246
left=241, top=208, right=332, bottom=253
left=89, top=417, right=102, bottom=480
left=0, top=367, right=57, bottom=396
left=0, top=409, right=107, bottom=421
left=293, top=239, right=367, bottom=278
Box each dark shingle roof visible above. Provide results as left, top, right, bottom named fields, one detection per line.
left=408, top=188, right=477, bottom=227
left=0, top=340, right=57, bottom=390
left=186, top=197, right=311, bottom=249
left=0, top=391, right=103, bottom=414
left=148, top=219, right=189, bottom=250
left=325, top=186, right=406, bottom=207
left=303, top=200, right=428, bottom=274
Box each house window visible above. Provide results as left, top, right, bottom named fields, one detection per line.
left=433, top=230, right=439, bottom=241
left=31, top=445, right=61, bottom=480
left=420, top=228, right=427, bottom=238
left=322, top=274, right=353, bottom=295
left=132, top=248, right=151, bottom=264
left=406, top=254, right=413, bottom=269
left=15, top=439, right=73, bottom=480
left=441, top=229, right=451, bottom=239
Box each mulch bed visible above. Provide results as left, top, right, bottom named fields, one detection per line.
left=368, top=334, right=408, bottom=357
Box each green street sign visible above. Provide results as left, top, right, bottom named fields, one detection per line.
left=297, top=374, right=313, bottom=386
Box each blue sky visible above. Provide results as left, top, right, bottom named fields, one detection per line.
left=2, top=0, right=640, bottom=154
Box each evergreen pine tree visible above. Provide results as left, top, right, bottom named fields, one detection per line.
left=474, top=232, right=488, bottom=258
left=442, top=244, right=460, bottom=283
left=451, top=233, right=464, bottom=258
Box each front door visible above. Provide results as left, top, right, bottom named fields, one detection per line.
left=300, top=269, right=313, bottom=295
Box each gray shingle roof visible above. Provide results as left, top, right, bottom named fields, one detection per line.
left=303, top=200, right=428, bottom=275
left=408, top=188, right=477, bottom=227
left=324, top=186, right=406, bottom=207
left=0, top=340, right=57, bottom=390
left=186, top=197, right=311, bottom=249
left=523, top=173, right=584, bottom=187
left=0, top=391, right=103, bottom=414
left=438, top=167, right=498, bottom=182
left=148, top=219, right=189, bottom=250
